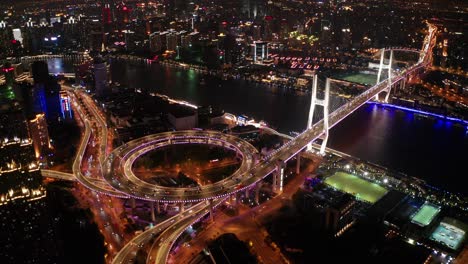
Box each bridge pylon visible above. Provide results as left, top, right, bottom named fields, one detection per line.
left=384, top=50, right=394, bottom=103
left=375, top=49, right=394, bottom=102
left=307, top=75, right=330, bottom=155
left=375, top=49, right=393, bottom=103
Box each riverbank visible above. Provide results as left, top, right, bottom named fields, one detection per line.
left=368, top=101, right=468, bottom=126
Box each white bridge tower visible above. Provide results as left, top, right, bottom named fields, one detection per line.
left=375, top=48, right=394, bottom=102
left=307, top=75, right=330, bottom=155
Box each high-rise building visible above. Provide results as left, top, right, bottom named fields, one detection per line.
left=30, top=61, right=62, bottom=123
left=263, top=16, right=274, bottom=41
left=180, top=33, right=191, bottom=48
left=31, top=61, right=49, bottom=84
left=89, top=31, right=104, bottom=52
left=252, top=41, right=269, bottom=62
left=149, top=32, right=163, bottom=52
left=166, top=31, right=178, bottom=52
left=28, top=113, right=51, bottom=165
left=12, top=28, right=23, bottom=45
left=324, top=194, right=356, bottom=235
left=1, top=63, right=16, bottom=101
left=252, top=25, right=262, bottom=41
left=93, top=57, right=108, bottom=98
left=102, top=3, right=112, bottom=31
left=116, top=3, right=131, bottom=31
left=242, top=0, right=260, bottom=19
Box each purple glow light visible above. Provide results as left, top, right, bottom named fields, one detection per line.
left=367, top=102, right=468, bottom=125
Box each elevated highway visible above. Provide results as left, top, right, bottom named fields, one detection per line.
left=41, top=169, right=76, bottom=181
left=103, top=130, right=258, bottom=203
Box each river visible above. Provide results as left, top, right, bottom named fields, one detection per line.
left=50, top=58, right=468, bottom=195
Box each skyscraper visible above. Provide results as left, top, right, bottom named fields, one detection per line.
left=28, top=113, right=51, bottom=165
left=31, top=61, right=49, bottom=84
left=93, top=56, right=108, bottom=98
left=30, top=61, right=62, bottom=122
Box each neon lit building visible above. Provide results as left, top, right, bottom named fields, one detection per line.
left=1, top=64, right=16, bottom=101
left=251, top=41, right=270, bottom=63
left=59, top=90, right=72, bottom=119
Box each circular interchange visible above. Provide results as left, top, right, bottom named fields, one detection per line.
left=103, top=130, right=258, bottom=203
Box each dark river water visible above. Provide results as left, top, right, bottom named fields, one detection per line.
left=50, top=58, right=468, bottom=195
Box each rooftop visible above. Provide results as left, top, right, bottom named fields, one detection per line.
left=430, top=218, right=466, bottom=251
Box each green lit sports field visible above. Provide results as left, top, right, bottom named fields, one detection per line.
left=411, top=203, right=440, bottom=227
left=324, top=172, right=388, bottom=203
left=336, top=73, right=377, bottom=86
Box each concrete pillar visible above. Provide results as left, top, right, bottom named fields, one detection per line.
left=130, top=197, right=136, bottom=209
left=273, top=160, right=284, bottom=194
left=163, top=203, right=168, bottom=211
left=253, top=153, right=260, bottom=165
left=255, top=183, right=261, bottom=204
left=209, top=199, right=214, bottom=222
left=150, top=201, right=156, bottom=222
left=231, top=194, right=237, bottom=206
left=296, top=154, right=301, bottom=174
left=272, top=173, right=277, bottom=192
left=245, top=188, right=249, bottom=199
left=156, top=201, right=161, bottom=214
left=180, top=202, right=185, bottom=212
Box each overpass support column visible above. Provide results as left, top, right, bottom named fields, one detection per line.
left=399, top=77, right=406, bottom=92
left=180, top=202, right=185, bottom=213
left=273, top=160, right=284, bottom=194
left=156, top=201, right=161, bottom=214
left=130, top=197, right=136, bottom=210
left=253, top=153, right=260, bottom=165
left=384, top=50, right=394, bottom=103
left=209, top=199, right=214, bottom=222
left=150, top=201, right=156, bottom=222
left=255, top=183, right=261, bottom=204
left=296, top=154, right=301, bottom=174
left=272, top=169, right=277, bottom=192
left=230, top=194, right=236, bottom=206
